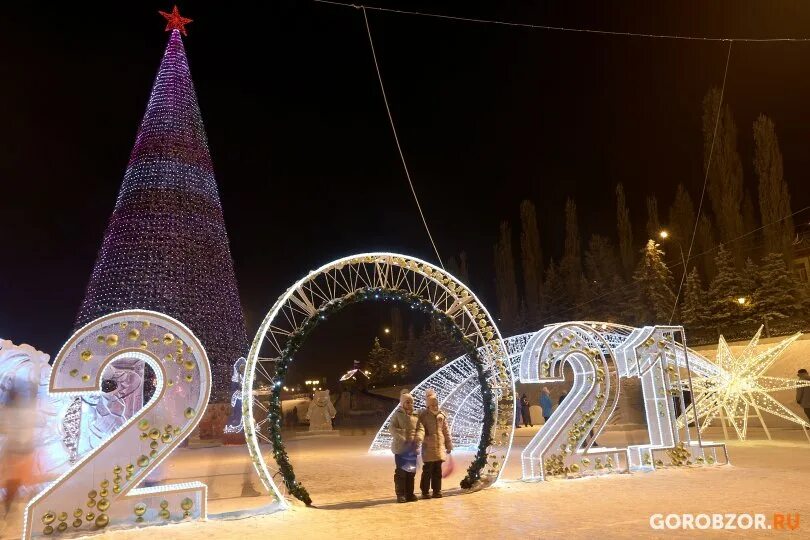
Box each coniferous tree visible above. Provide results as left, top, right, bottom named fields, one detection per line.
left=616, top=183, right=635, bottom=277
left=520, top=200, right=543, bottom=323
left=583, top=234, right=622, bottom=322
left=668, top=184, right=696, bottom=245
left=645, top=195, right=661, bottom=240
left=633, top=240, right=677, bottom=323
left=754, top=114, right=795, bottom=264
left=541, top=259, right=567, bottom=322
left=366, top=337, right=392, bottom=383
left=560, top=198, right=583, bottom=308
left=703, top=88, right=745, bottom=265
left=681, top=267, right=709, bottom=328
left=494, top=221, right=520, bottom=331
left=696, top=214, right=717, bottom=280
left=707, top=245, right=751, bottom=332
left=753, top=253, right=805, bottom=335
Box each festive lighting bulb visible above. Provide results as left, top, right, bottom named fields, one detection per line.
left=659, top=230, right=669, bottom=239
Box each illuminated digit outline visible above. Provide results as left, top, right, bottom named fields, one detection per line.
left=519, top=323, right=622, bottom=479
left=23, top=310, right=211, bottom=539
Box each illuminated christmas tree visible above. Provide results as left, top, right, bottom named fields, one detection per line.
left=75, top=9, right=247, bottom=399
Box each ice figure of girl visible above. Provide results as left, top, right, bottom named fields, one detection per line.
left=306, top=390, right=337, bottom=431
left=0, top=340, right=72, bottom=479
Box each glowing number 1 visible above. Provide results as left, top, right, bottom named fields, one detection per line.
left=23, top=310, right=210, bottom=539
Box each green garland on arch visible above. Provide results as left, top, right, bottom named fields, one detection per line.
left=264, top=286, right=497, bottom=504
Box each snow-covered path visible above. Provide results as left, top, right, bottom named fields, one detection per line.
left=5, top=427, right=810, bottom=539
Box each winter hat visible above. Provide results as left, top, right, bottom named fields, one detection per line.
left=425, top=388, right=439, bottom=409
left=400, top=388, right=414, bottom=407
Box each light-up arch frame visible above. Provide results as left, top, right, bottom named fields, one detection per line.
left=369, top=333, right=534, bottom=452
left=242, top=253, right=515, bottom=504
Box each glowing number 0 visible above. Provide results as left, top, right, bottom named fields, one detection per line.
left=24, top=310, right=211, bottom=539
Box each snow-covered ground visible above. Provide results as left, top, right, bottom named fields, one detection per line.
left=4, top=426, right=810, bottom=539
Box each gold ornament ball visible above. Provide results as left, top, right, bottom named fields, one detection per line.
left=149, top=428, right=161, bottom=440
left=42, top=511, right=56, bottom=525
left=140, top=340, right=148, bottom=349
left=81, top=349, right=93, bottom=361
left=149, top=449, right=158, bottom=458
left=43, top=525, right=54, bottom=535
left=141, top=320, right=150, bottom=328
left=57, top=522, right=68, bottom=533
left=183, top=360, right=195, bottom=371
left=159, top=500, right=169, bottom=509
left=180, top=497, right=194, bottom=511
left=137, top=455, right=150, bottom=467
left=96, top=499, right=110, bottom=512
left=184, top=407, right=195, bottom=419
left=159, top=509, right=171, bottom=520
left=113, top=485, right=121, bottom=494
left=138, top=419, right=150, bottom=431
left=86, top=512, right=95, bottom=521
left=100, top=488, right=108, bottom=498
left=95, top=514, right=109, bottom=528
left=58, top=512, right=68, bottom=522
left=81, top=374, right=91, bottom=382
left=88, top=490, right=98, bottom=499
left=134, top=503, right=147, bottom=517
left=184, top=374, right=193, bottom=382
left=161, top=432, right=172, bottom=443
left=119, top=322, right=128, bottom=329
left=164, top=424, right=173, bottom=433
left=167, top=379, right=175, bottom=387
left=87, top=499, right=96, bottom=508
left=100, top=479, right=109, bottom=488
left=150, top=440, right=158, bottom=450
left=105, top=334, right=119, bottom=347
left=163, top=333, right=174, bottom=345
left=72, top=519, right=82, bottom=528
left=128, top=329, right=140, bottom=341
left=69, top=369, right=79, bottom=378
left=139, top=432, right=149, bottom=441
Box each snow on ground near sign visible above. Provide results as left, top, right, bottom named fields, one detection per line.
left=3, top=428, right=809, bottom=538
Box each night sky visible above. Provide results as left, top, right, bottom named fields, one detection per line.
left=3, top=1, right=810, bottom=383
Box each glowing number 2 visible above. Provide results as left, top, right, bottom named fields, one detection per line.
left=23, top=310, right=211, bottom=539
left=519, top=323, right=622, bottom=479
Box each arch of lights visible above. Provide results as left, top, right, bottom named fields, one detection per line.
left=370, top=322, right=728, bottom=480
left=242, top=253, right=515, bottom=503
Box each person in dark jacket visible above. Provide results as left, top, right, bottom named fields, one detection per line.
left=520, top=394, right=532, bottom=427
left=389, top=389, right=421, bottom=502
left=558, top=391, right=567, bottom=406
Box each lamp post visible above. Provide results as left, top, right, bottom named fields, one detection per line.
left=658, top=229, right=688, bottom=275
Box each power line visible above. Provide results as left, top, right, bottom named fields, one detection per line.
left=670, top=41, right=733, bottom=323
left=315, top=1, right=810, bottom=43
left=361, top=7, right=445, bottom=269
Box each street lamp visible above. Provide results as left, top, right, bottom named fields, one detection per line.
left=736, top=296, right=747, bottom=305
left=383, top=327, right=390, bottom=334
left=658, top=229, right=687, bottom=272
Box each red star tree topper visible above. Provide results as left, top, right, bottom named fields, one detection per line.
left=159, top=5, right=193, bottom=36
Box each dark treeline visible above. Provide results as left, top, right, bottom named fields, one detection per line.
left=486, top=88, right=809, bottom=343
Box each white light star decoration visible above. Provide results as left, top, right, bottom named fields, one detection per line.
left=678, top=327, right=810, bottom=440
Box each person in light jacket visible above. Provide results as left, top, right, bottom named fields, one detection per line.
left=417, top=389, right=452, bottom=498
left=389, top=388, right=420, bottom=503
left=539, top=387, right=553, bottom=422
left=797, top=369, right=810, bottom=422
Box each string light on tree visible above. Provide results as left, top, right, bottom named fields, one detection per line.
left=75, top=8, right=247, bottom=400
left=677, top=327, right=810, bottom=440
